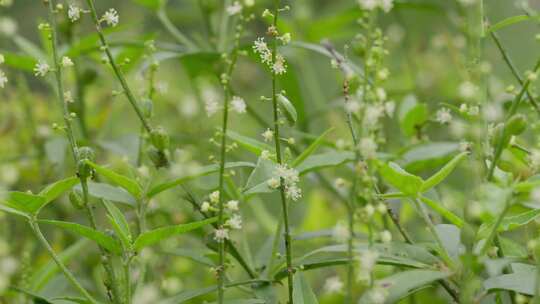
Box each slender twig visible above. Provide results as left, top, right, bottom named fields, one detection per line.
left=29, top=220, right=98, bottom=304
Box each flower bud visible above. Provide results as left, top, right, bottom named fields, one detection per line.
left=150, top=127, right=170, bottom=151
left=147, top=147, right=169, bottom=168
left=69, top=190, right=84, bottom=209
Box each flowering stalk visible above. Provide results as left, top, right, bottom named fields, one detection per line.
left=44, top=1, right=121, bottom=302
left=268, top=1, right=294, bottom=302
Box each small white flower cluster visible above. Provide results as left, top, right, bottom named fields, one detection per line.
left=204, top=191, right=243, bottom=242
left=332, top=221, right=350, bottom=243
left=0, top=54, right=7, bottom=88
left=324, top=276, right=344, bottom=294
left=231, top=96, right=247, bottom=114
left=358, top=0, right=393, bottom=13
left=436, top=107, right=452, bottom=124
left=268, top=164, right=302, bottom=201
left=261, top=128, right=274, bottom=142
left=357, top=249, right=379, bottom=283
left=358, top=137, right=378, bottom=159
left=366, top=283, right=390, bottom=304
left=226, top=1, right=243, bottom=16
left=67, top=4, right=87, bottom=22
left=101, top=8, right=119, bottom=27
left=34, top=61, right=51, bottom=77
left=252, top=29, right=291, bottom=75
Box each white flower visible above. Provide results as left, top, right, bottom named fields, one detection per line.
left=358, top=137, right=378, bottom=159
left=262, top=128, right=274, bottom=142
left=285, top=185, right=302, bottom=201
left=332, top=222, right=350, bottom=243
left=458, top=0, right=477, bottom=6
left=483, top=104, right=502, bottom=122
left=0, top=17, right=17, bottom=36
left=375, top=88, right=387, bottom=101
left=34, top=61, right=50, bottom=77
left=0, top=70, right=7, bottom=88
left=61, top=56, right=74, bottom=68
left=345, top=101, right=360, bottom=113
left=267, top=177, right=280, bottom=189
left=369, top=285, right=389, bottom=304
left=68, top=4, right=82, bottom=22
left=209, top=191, right=220, bottom=203
left=359, top=250, right=379, bottom=272
left=459, top=81, right=477, bottom=100
left=226, top=200, right=239, bottom=211
left=205, top=99, right=219, bottom=116
left=231, top=96, right=246, bottom=113
left=384, top=101, right=395, bottom=116
left=64, top=91, right=74, bottom=103
left=261, top=150, right=271, bottom=160
left=226, top=1, right=242, bottom=15
left=102, top=8, right=119, bottom=27
left=226, top=214, right=242, bottom=230
left=278, top=33, right=291, bottom=45
left=244, top=0, right=255, bottom=7
left=376, top=203, right=387, bottom=214
left=358, top=0, right=378, bottom=10
left=324, top=276, right=344, bottom=294
left=214, top=228, right=230, bottom=242
left=459, top=141, right=471, bottom=152
left=436, top=108, right=452, bottom=124
left=380, top=230, right=392, bottom=243
left=0, top=54, right=4, bottom=64
left=253, top=37, right=272, bottom=65
left=379, top=0, right=394, bottom=12
left=364, top=204, right=375, bottom=217
left=275, top=164, right=300, bottom=186
left=272, top=54, right=287, bottom=75
left=201, top=201, right=211, bottom=212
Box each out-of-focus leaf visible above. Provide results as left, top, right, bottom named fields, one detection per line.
left=132, top=0, right=162, bottom=10
left=134, top=217, right=217, bottom=250
left=291, top=128, right=333, bottom=167
left=398, top=96, right=427, bottom=137
left=39, top=220, right=122, bottom=255
left=87, top=161, right=142, bottom=199
left=180, top=52, right=221, bottom=77
left=487, top=14, right=540, bottom=33
left=8, top=287, right=53, bottom=303
left=377, top=161, right=423, bottom=195
left=2, top=52, right=37, bottom=71
left=159, top=286, right=217, bottom=304
left=44, top=137, right=68, bottom=166
left=277, top=94, right=298, bottom=125
left=499, top=236, right=528, bottom=258
left=102, top=200, right=132, bottom=249
left=39, top=177, right=79, bottom=204
left=76, top=182, right=136, bottom=206
left=148, top=162, right=255, bottom=198
left=292, top=272, right=319, bottom=304
left=477, top=209, right=540, bottom=239
left=164, top=248, right=215, bottom=267
left=435, top=224, right=461, bottom=258
left=296, top=151, right=355, bottom=174
left=244, top=158, right=276, bottom=195
left=226, top=131, right=273, bottom=156
left=484, top=271, right=535, bottom=295
left=358, top=270, right=450, bottom=303
left=420, top=152, right=468, bottom=192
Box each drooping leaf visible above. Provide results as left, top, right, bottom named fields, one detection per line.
left=102, top=200, right=132, bottom=249
left=487, top=14, right=540, bottom=33
left=292, top=272, right=319, bottom=304
left=76, top=182, right=136, bottom=206
left=226, top=131, right=273, bottom=156
left=87, top=161, right=142, bottom=199
left=134, top=217, right=218, bottom=250
left=477, top=209, right=540, bottom=239
left=358, top=270, right=450, bottom=303
left=148, top=162, right=255, bottom=198
left=291, top=128, right=333, bottom=167
left=420, top=196, right=464, bottom=227
left=277, top=94, right=298, bottom=125
left=39, top=177, right=80, bottom=204
left=420, top=152, right=468, bottom=192
left=377, top=161, right=424, bottom=195
left=38, top=220, right=122, bottom=255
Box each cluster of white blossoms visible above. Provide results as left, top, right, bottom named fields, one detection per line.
left=67, top=4, right=86, bottom=22
left=0, top=54, right=7, bottom=88
left=366, top=283, right=390, bottom=304
left=226, top=0, right=255, bottom=16
left=357, top=249, right=379, bottom=283
left=101, top=8, right=119, bottom=27
left=33, top=60, right=50, bottom=77
left=436, top=107, right=452, bottom=124
left=268, top=164, right=302, bottom=201
left=324, top=276, right=344, bottom=294
left=252, top=25, right=291, bottom=75
left=202, top=191, right=243, bottom=242
left=230, top=96, right=247, bottom=113
left=358, top=0, right=394, bottom=13
left=332, top=221, right=350, bottom=243
left=359, top=136, right=378, bottom=159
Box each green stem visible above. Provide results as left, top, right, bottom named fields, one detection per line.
left=29, top=220, right=98, bottom=304
left=157, top=7, right=197, bottom=50
left=479, top=199, right=510, bottom=256
left=83, top=0, right=153, bottom=134
left=123, top=259, right=132, bottom=304
left=270, top=1, right=294, bottom=303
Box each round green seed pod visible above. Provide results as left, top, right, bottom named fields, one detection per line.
left=69, top=190, right=84, bottom=209
left=150, top=127, right=170, bottom=151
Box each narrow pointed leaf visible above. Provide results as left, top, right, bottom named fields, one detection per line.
left=102, top=200, right=132, bottom=248
left=477, top=209, right=540, bottom=239
left=226, top=131, right=273, bottom=156
left=292, top=272, right=319, bottom=304
left=420, top=152, right=468, bottom=192
left=277, top=94, right=298, bottom=125
left=134, top=217, right=218, bottom=250
left=420, top=196, right=464, bottom=227
left=484, top=272, right=535, bottom=295
left=377, top=161, right=424, bottom=195
left=292, top=128, right=333, bottom=167
left=296, top=151, right=355, bottom=174
left=39, top=176, right=80, bottom=203
left=3, top=191, right=47, bottom=215
left=86, top=161, right=142, bottom=199
left=39, top=220, right=122, bottom=255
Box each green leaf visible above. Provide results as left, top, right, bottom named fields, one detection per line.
left=0, top=204, right=31, bottom=219
left=134, top=217, right=218, bottom=250
left=77, top=182, right=136, bottom=206
left=102, top=200, right=132, bottom=249
left=87, top=161, right=142, bottom=199
left=419, top=196, right=464, bottom=227
left=226, top=131, right=273, bottom=156
left=487, top=14, right=540, bottom=33
left=8, top=287, right=54, bottom=304
left=358, top=270, right=450, bottom=303
left=159, top=286, right=217, bottom=304
left=132, top=0, right=162, bottom=11
left=296, top=151, right=355, bottom=174
left=377, top=161, right=424, bottom=195
left=292, top=272, right=319, bottom=304
left=435, top=224, right=461, bottom=258
left=420, top=152, right=468, bottom=192
left=148, top=162, right=255, bottom=198
left=39, top=177, right=80, bottom=204
left=399, top=96, right=428, bottom=137
left=2, top=191, right=47, bottom=215
left=277, top=94, right=298, bottom=125
left=38, top=220, right=122, bottom=255
left=2, top=52, right=37, bottom=71
left=477, top=209, right=540, bottom=239
left=484, top=271, right=535, bottom=295
left=291, top=128, right=333, bottom=167
left=243, top=157, right=276, bottom=195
